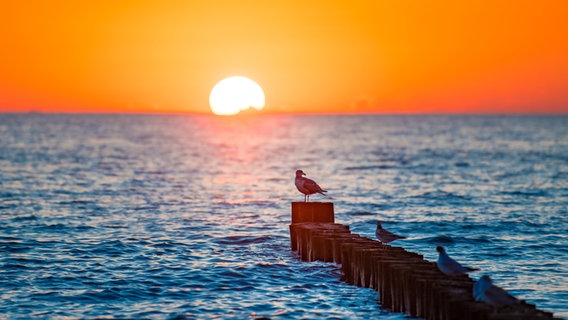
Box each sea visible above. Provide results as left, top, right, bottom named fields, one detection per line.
left=1, top=114, right=567, bottom=319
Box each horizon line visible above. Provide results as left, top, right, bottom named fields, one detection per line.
left=1, top=110, right=567, bottom=116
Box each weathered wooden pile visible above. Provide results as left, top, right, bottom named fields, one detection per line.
left=289, top=202, right=558, bottom=320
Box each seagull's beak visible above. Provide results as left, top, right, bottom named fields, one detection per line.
left=302, top=172, right=306, bottom=176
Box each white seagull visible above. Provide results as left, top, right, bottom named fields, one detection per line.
left=375, top=221, right=406, bottom=244
left=436, top=245, right=479, bottom=276
left=473, top=275, right=520, bottom=308
left=295, top=170, right=327, bottom=202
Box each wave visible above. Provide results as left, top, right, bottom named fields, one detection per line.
left=344, top=210, right=376, bottom=217
left=344, top=165, right=395, bottom=171
left=499, top=190, right=549, bottom=197
left=454, top=161, right=470, bottom=167
left=425, top=235, right=455, bottom=244
left=213, top=235, right=274, bottom=246
left=8, top=214, right=38, bottom=222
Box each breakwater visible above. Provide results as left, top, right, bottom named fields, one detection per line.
left=289, top=202, right=558, bottom=320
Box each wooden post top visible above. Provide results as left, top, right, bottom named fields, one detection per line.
left=291, top=202, right=334, bottom=224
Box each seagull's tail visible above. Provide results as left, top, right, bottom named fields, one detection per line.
left=319, top=189, right=328, bottom=196
left=466, top=266, right=480, bottom=272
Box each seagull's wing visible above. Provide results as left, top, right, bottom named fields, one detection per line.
left=378, top=228, right=406, bottom=243
left=439, top=254, right=473, bottom=275
left=473, top=277, right=493, bottom=301
left=385, top=229, right=406, bottom=240
left=304, top=178, right=327, bottom=194
left=473, top=280, right=485, bottom=301
left=484, top=285, right=519, bottom=307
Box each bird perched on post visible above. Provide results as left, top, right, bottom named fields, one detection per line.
left=436, top=245, right=479, bottom=276
left=294, top=170, right=327, bottom=202
left=473, top=275, right=520, bottom=308
left=375, top=221, right=406, bottom=244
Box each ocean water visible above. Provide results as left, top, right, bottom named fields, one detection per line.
left=1, top=114, right=567, bottom=319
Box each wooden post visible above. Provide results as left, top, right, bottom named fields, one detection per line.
left=291, top=202, right=334, bottom=223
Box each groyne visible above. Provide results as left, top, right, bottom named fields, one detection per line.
left=289, top=202, right=558, bottom=320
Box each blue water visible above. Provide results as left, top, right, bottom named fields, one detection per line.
left=1, top=114, right=567, bottom=319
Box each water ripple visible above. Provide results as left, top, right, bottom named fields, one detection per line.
left=0, top=114, right=566, bottom=319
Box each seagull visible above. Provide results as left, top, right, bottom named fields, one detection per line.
left=436, top=245, right=479, bottom=276
left=473, top=275, right=520, bottom=308
left=375, top=221, right=406, bottom=244
left=295, top=170, right=327, bottom=202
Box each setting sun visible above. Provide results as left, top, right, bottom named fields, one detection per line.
left=209, top=76, right=265, bottom=116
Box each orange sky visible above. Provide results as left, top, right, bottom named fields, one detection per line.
left=1, top=1, right=567, bottom=114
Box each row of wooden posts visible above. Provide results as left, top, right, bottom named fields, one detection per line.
left=289, top=202, right=558, bottom=320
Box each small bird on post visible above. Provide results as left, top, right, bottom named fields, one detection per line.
left=295, top=170, right=327, bottom=202
left=375, top=221, right=406, bottom=244
left=436, top=245, right=479, bottom=276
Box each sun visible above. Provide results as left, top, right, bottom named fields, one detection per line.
left=209, top=76, right=265, bottom=116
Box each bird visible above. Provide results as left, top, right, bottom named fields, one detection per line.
left=375, top=221, right=406, bottom=244
left=294, top=170, right=327, bottom=202
left=473, top=275, right=520, bottom=308
left=436, top=245, right=479, bottom=276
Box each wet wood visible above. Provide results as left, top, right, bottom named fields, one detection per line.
left=291, top=202, right=334, bottom=223
left=289, top=203, right=559, bottom=320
